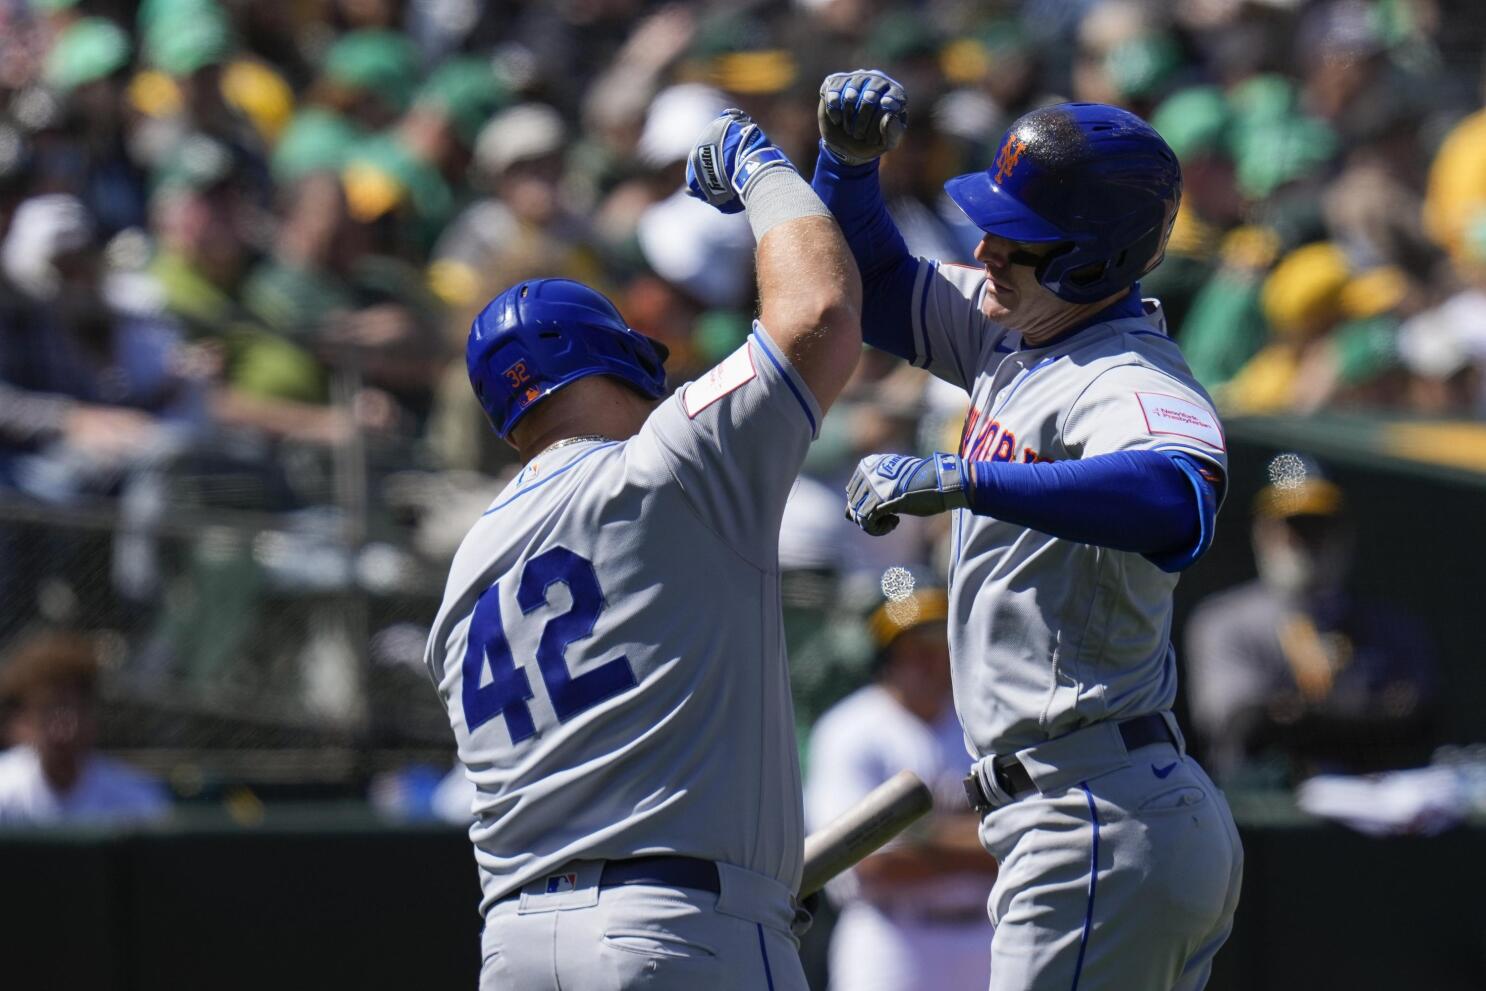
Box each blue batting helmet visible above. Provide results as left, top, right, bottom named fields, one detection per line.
left=945, top=103, right=1182, bottom=304
left=466, top=278, right=669, bottom=439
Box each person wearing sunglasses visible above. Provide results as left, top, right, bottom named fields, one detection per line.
left=812, top=70, right=1242, bottom=991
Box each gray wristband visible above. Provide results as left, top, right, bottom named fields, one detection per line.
left=741, top=167, right=832, bottom=241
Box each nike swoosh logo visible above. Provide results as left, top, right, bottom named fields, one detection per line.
left=1152, top=762, right=1178, bottom=778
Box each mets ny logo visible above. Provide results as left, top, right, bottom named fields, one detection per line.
left=994, top=134, right=1028, bottom=184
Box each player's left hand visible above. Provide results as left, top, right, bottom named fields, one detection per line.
left=845, top=451, right=968, bottom=536
left=685, top=108, right=795, bottom=214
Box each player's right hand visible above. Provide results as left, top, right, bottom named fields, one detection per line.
left=845, top=451, right=968, bottom=536
left=818, top=69, right=908, bottom=166
left=686, top=109, right=795, bottom=214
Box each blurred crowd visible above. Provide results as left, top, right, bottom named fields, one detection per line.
left=0, top=0, right=1473, bottom=797
left=0, top=0, right=1483, bottom=504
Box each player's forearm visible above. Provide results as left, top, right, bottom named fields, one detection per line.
left=965, top=450, right=1218, bottom=570
left=857, top=845, right=998, bottom=887
left=750, top=172, right=863, bottom=411
left=810, top=144, right=918, bottom=361
left=756, top=214, right=862, bottom=337
left=929, top=812, right=994, bottom=855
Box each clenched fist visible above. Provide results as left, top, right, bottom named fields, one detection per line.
left=818, top=69, right=909, bottom=166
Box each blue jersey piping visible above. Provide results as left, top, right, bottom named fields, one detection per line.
left=1070, top=781, right=1101, bottom=991
left=481, top=442, right=619, bottom=515
left=756, top=923, right=776, bottom=990
left=754, top=333, right=817, bottom=435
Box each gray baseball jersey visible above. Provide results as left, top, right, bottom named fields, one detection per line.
left=425, top=325, right=819, bottom=914
left=903, top=260, right=1228, bottom=758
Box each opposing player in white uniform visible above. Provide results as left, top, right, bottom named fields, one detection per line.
left=812, top=72, right=1243, bottom=990
left=425, top=108, right=862, bottom=989
left=806, top=586, right=997, bottom=991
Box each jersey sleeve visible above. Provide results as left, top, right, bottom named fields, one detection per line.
left=1060, top=362, right=1229, bottom=479
left=906, top=260, right=1013, bottom=391
left=635, top=323, right=820, bottom=569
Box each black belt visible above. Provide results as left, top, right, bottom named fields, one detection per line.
left=963, top=713, right=1177, bottom=813
left=498, top=855, right=721, bottom=905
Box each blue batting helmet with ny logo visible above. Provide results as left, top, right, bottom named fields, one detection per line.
left=945, top=102, right=1182, bottom=304
left=466, top=278, right=669, bottom=438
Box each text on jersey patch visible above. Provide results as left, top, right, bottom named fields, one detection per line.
left=683, top=343, right=757, bottom=418
left=1135, top=392, right=1225, bottom=450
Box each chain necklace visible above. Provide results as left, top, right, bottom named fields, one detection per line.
left=534, top=434, right=611, bottom=459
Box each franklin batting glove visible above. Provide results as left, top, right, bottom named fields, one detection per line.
left=845, top=451, right=968, bottom=536
left=686, top=109, right=796, bottom=215
left=818, top=69, right=908, bottom=166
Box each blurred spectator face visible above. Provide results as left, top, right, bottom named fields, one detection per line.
left=1406, top=365, right=1480, bottom=414
left=881, top=623, right=953, bottom=721
left=878, top=127, right=955, bottom=201
left=475, top=104, right=569, bottom=226
left=497, top=154, right=565, bottom=228
left=1073, top=0, right=1162, bottom=106
left=180, top=64, right=230, bottom=126
left=621, top=274, right=703, bottom=373
left=803, top=0, right=880, bottom=40
left=1303, top=48, right=1381, bottom=119
left=336, top=0, right=400, bottom=30
left=68, top=76, right=128, bottom=139
left=888, top=626, right=951, bottom=692
left=1, top=634, right=103, bottom=789
left=985, top=50, right=1037, bottom=112
left=1299, top=1, right=1387, bottom=122
left=557, top=0, right=645, bottom=26
left=154, top=184, right=245, bottom=285
left=1253, top=513, right=1350, bottom=599
left=1184, top=155, right=1243, bottom=226
left=9, top=680, right=98, bottom=775
left=276, top=172, right=367, bottom=272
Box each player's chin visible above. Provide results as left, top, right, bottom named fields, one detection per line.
left=980, top=282, right=1016, bottom=321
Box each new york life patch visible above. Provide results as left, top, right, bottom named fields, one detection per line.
left=683, top=343, right=757, bottom=418
left=1136, top=392, right=1225, bottom=450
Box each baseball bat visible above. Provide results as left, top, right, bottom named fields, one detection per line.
left=798, top=769, right=934, bottom=897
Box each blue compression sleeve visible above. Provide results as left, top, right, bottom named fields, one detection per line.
left=811, top=143, right=919, bottom=361
left=965, top=450, right=1220, bottom=572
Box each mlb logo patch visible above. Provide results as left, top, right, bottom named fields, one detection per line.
left=545, top=873, right=578, bottom=894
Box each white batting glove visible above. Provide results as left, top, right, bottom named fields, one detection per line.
left=818, top=69, right=908, bottom=166
left=845, top=452, right=968, bottom=536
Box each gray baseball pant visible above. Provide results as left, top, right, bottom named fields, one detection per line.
left=972, top=715, right=1244, bottom=991
left=479, top=859, right=808, bottom=990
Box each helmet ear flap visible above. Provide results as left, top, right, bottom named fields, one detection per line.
left=1037, top=246, right=1117, bottom=303
left=1032, top=242, right=1086, bottom=296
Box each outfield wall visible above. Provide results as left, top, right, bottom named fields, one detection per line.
left=3, top=803, right=1483, bottom=990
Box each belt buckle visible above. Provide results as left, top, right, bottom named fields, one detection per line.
left=962, top=772, right=992, bottom=814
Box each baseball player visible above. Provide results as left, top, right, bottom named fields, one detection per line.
left=806, top=585, right=997, bottom=991
left=424, top=108, right=861, bottom=990
left=812, top=71, right=1244, bottom=990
